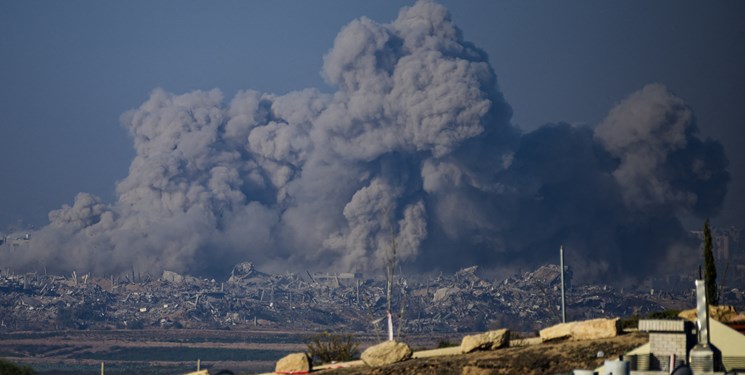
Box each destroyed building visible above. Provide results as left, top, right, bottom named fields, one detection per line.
left=1, top=263, right=744, bottom=334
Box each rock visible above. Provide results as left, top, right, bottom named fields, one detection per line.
left=361, top=340, right=413, bottom=367
left=570, top=318, right=619, bottom=340
left=461, top=328, right=510, bottom=353
left=727, top=313, right=745, bottom=323
left=275, top=352, right=311, bottom=374
left=540, top=322, right=576, bottom=341
left=540, top=318, right=619, bottom=342
left=678, top=305, right=738, bottom=322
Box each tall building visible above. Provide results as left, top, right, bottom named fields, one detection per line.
left=690, top=226, right=742, bottom=262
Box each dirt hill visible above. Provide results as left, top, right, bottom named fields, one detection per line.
left=321, top=332, right=648, bottom=375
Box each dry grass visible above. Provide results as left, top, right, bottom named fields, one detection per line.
left=323, top=332, right=648, bottom=375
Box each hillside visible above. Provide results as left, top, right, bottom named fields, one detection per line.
left=315, top=332, right=648, bottom=375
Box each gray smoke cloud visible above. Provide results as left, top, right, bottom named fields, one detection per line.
left=2, top=1, right=729, bottom=282
left=595, top=84, right=730, bottom=217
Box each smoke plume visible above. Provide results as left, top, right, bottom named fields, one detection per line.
left=2, top=1, right=729, bottom=282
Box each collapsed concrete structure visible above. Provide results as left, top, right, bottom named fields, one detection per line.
left=1, top=263, right=744, bottom=334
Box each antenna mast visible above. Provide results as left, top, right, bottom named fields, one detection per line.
left=560, top=245, right=566, bottom=323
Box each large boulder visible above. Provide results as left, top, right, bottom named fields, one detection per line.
left=679, top=305, right=738, bottom=322
left=461, top=328, right=510, bottom=353
left=571, top=317, right=619, bottom=340
left=540, top=318, right=619, bottom=342
left=275, top=352, right=311, bottom=374
left=540, top=321, right=576, bottom=341
left=361, top=341, right=413, bottom=367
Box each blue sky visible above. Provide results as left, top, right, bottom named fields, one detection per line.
left=2, top=0, right=744, bottom=232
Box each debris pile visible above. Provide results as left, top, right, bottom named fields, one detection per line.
left=1, top=263, right=743, bottom=333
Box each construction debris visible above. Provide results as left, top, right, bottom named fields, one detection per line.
left=1, top=263, right=742, bottom=333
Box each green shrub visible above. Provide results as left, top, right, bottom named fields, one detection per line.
left=619, top=314, right=639, bottom=330
left=646, top=309, right=681, bottom=320
left=306, top=332, right=359, bottom=365
left=436, top=339, right=457, bottom=348
left=0, top=358, right=35, bottom=375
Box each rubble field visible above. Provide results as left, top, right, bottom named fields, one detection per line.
left=1, top=262, right=744, bottom=373
left=5, top=262, right=740, bottom=335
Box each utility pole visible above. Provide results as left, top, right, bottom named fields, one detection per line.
left=560, top=245, right=566, bottom=324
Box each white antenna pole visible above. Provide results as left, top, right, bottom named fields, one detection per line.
left=560, top=245, right=566, bottom=323
left=387, top=311, right=394, bottom=341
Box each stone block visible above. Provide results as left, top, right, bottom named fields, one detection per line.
left=540, top=318, right=620, bottom=342
left=571, top=318, right=620, bottom=340
left=460, top=328, right=510, bottom=353
left=540, top=321, right=576, bottom=341
left=361, top=340, right=413, bottom=367
left=275, top=352, right=311, bottom=374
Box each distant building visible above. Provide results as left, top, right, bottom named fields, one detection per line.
left=1, top=232, right=31, bottom=249
left=689, top=226, right=745, bottom=290
left=690, top=226, right=742, bottom=262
